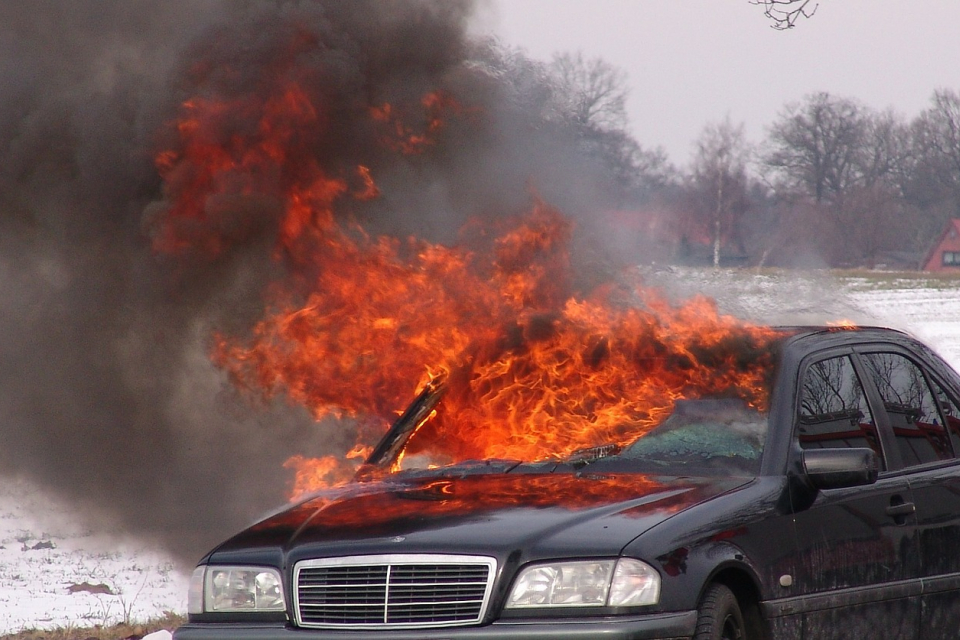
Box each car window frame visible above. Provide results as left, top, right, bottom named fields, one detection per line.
left=912, top=344, right=960, bottom=462
left=789, top=345, right=901, bottom=476
left=852, top=343, right=960, bottom=473
left=921, top=366, right=960, bottom=462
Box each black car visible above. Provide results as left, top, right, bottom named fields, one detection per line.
left=174, top=327, right=960, bottom=640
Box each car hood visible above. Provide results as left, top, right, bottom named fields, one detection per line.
left=209, top=472, right=751, bottom=565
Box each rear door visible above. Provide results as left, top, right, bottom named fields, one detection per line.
left=856, top=347, right=960, bottom=636
left=787, top=350, right=920, bottom=640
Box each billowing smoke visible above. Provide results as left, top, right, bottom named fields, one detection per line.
left=0, top=1, right=630, bottom=564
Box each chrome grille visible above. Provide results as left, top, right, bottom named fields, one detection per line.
left=294, top=554, right=497, bottom=629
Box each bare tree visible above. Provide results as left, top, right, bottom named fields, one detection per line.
left=471, top=41, right=672, bottom=208
left=848, top=110, right=918, bottom=266
left=545, top=50, right=675, bottom=204
left=759, top=94, right=920, bottom=266
left=762, top=92, right=866, bottom=207
left=689, top=118, right=751, bottom=267
left=550, top=51, right=628, bottom=132
left=470, top=39, right=556, bottom=120
left=910, top=89, right=960, bottom=217
left=751, top=0, right=818, bottom=29
left=843, top=184, right=908, bottom=267
left=858, top=109, right=911, bottom=190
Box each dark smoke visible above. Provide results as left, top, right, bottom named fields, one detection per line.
left=0, top=1, right=630, bottom=565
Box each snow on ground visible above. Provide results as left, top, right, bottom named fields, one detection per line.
left=2, top=269, right=960, bottom=634
left=640, top=267, right=960, bottom=371
left=844, top=280, right=960, bottom=370
left=0, top=475, right=189, bottom=634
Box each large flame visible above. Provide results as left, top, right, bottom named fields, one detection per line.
left=152, top=57, right=781, bottom=501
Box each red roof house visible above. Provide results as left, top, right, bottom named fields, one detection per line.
left=923, top=219, right=960, bottom=272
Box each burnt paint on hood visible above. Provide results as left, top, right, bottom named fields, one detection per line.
left=207, top=472, right=750, bottom=565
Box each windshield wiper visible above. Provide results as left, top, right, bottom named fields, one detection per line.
left=363, top=375, right=447, bottom=469
left=396, top=458, right=523, bottom=479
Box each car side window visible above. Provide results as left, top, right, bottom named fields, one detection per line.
left=798, top=355, right=884, bottom=469
left=930, top=379, right=960, bottom=457
left=861, top=352, right=952, bottom=466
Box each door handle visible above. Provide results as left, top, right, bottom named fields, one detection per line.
left=885, top=502, right=916, bottom=517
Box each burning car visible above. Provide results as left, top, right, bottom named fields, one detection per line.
left=174, top=326, right=960, bottom=639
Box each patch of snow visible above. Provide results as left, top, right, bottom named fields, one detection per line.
left=0, top=476, right=188, bottom=633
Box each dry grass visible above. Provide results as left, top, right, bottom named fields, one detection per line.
left=0, top=612, right=185, bottom=640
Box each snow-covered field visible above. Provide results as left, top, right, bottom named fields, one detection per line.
left=641, top=268, right=960, bottom=370
left=2, top=269, right=960, bottom=634
left=0, top=476, right=188, bottom=634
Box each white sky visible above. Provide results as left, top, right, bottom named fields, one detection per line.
left=475, top=0, right=960, bottom=165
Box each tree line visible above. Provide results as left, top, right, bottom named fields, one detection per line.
left=476, top=41, right=960, bottom=269
left=676, top=89, right=960, bottom=268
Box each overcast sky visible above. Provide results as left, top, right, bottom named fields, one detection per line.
left=475, top=1, right=960, bottom=165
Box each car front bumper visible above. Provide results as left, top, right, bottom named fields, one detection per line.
left=174, top=611, right=697, bottom=640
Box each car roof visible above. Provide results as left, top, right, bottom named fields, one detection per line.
left=776, top=325, right=913, bottom=352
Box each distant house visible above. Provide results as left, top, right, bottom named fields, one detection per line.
left=923, top=219, right=960, bottom=272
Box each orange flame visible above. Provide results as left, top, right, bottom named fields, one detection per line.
left=152, top=84, right=334, bottom=258
left=827, top=319, right=859, bottom=330
left=154, top=68, right=781, bottom=502
left=369, top=91, right=461, bottom=155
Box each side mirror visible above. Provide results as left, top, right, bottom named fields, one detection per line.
left=802, top=448, right=879, bottom=490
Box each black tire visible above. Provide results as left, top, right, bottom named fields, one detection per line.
left=694, top=583, right=746, bottom=640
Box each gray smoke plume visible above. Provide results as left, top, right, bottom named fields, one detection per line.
left=0, top=0, right=630, bottom=565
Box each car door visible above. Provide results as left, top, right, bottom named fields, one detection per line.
left=786, top=350, right=920, bottom=640
left=856, top=347, right=960, bottom=636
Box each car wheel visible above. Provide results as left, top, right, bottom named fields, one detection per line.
left=694, top=583, right=746, bottom=640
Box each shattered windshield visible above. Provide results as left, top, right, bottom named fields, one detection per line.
left=372, top=395, right=771, bottom=478
left=581, top=398, right=768, bottom=475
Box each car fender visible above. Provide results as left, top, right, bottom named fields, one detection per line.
left=646, top=537, right=765, bottom=611
left=620, top=477, right=786, bottom=611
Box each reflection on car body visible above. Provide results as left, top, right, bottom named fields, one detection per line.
left=174, top=327, right=960, bottom=640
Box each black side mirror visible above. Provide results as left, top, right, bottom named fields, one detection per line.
left=802, top=448, right=879, bottom=490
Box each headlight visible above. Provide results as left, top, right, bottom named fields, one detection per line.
left=505, top=558, right=659, bottom=609
left=187, top=565, right=286, bottom=614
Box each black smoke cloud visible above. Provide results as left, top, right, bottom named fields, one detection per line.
left=0, top=0, right=628, bottom=564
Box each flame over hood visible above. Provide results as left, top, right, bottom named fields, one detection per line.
left=147, top=6, right=781, bottom=502
left=153, top=82, right=779, bottom=497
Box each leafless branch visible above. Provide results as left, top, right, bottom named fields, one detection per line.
left=750, top=0, right=818, bottom=30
